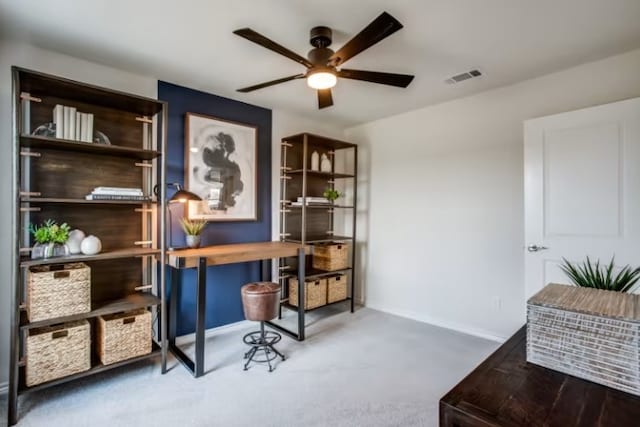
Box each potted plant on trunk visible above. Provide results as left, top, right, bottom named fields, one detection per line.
left=560, top=256, right=640, bottom=293
left=180, top=218, right=207, bottom=248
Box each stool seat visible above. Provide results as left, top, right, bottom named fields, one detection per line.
left=240, top=281, right=285, bottom=372
left=242, top=282, right=280, bottom=295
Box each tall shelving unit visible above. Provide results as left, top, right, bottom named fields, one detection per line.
left=8, top=67, right=167, bottom=425
left=279, top=133, right=357, bottom=323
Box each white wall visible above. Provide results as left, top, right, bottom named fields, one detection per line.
left=346, top=48, right=640, bottom=341
left=0, top=40, right=345, bottom=386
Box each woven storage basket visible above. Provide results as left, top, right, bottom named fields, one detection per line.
left=27, top=262, right=91, bottom=322
left=527, top=283, right=640, bottom=396
left=327, top=274, right=348, bottom=303
left=97, top=309, right=152, bottom=365
left=289, top=277, right=327, bottom=309
left=26, top=319, right=90, bottom=386
left=312, top=242, right=349, bottom=271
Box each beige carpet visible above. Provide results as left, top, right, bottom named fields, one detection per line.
left=4, top=307, right=498, bottom=427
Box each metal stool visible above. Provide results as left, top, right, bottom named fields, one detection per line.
left=241, top=282, right=285, bottom=372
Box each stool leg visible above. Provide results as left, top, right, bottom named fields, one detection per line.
left=244, top=347, right=258, bottom=370
left=269, top=344, right=286, bottom=361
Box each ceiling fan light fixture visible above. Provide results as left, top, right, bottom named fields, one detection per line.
left=307, top=70, right=337, bottom=90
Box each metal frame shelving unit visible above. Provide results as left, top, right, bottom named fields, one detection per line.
left=8, top=67, right=166, bottom=425
left=274, top=133, right=357, bottom=339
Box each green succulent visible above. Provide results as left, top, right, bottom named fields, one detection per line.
left=180, top=218, right=207, bottom=236
left=29, top=219, right=71, bottom=244
left=323, top=188, right=341, bottom=202
left=560, top=256, right=640, bottom=293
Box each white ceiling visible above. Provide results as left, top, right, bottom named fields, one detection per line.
left=1, top=0, right=640, bottom=127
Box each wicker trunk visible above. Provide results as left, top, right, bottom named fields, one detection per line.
left=26, top=320, right=91, bottom=386
left=312, top=242, right=349, bottom=271
left=289, top=277, right=327, bottom=309
left=527, top=283, right=640, bottom=396
left=27, top=263, right=91, bottom=322
left=327, top=274, right=348, bottom=303
left=97, top=309, right=152, bottom=365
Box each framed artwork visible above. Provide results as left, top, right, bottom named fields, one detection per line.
left=184, top=112, right=258, bottom=221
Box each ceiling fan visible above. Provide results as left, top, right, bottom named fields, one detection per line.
left=233, top=11, right=414, bottom=109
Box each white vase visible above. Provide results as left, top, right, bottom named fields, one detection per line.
left=80, top=235, right=102, bottom=255
left=320, top=154, right=332, bottom=172
left=310, top=151, right=320, bottom=171
left=66, top=229, right=85, bottom=254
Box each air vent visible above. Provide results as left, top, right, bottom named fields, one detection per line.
left=445, top=69, right=482, bottom=85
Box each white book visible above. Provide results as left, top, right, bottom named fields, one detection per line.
left=69, top=107, right=77, bottom=140
left=94, top=186, right=143, bottom=193
left=80, top=113, right=87, bottom=141
left=75, top=112, right=81, bottom=141
left=53, top=105, right=64, bottom=138
left=87, top=113, right=94, bottom=142
left=63, top=106, right=70, bottom=139
left=92, top=190, right=144, bottom=196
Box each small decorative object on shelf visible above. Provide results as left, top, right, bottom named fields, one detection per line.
left=66, top=229, right=86, bottom=255
left=323, top=188, right=341, bottom=203
left=180, top=218, right=206, bottom=248
left=80, top=235, right=102, bottom=255
left=311, top=150, right=320, bottom=171
left=29, top=219, right=71, bottom=259
left=31, top=122, right=56, bottom=138
left=320, top=153, right=331, bottom=172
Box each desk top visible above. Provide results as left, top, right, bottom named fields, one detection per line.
left=167, top=241, right=308, bottom=269
left=440, top=326, right=640, bottom=427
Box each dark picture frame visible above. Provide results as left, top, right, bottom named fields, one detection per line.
left=184, top=112, right=258, bottom=221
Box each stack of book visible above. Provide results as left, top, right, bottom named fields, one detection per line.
left=290, top=196, right=331, bottom=206
left=85, top=187, right=150, bottom=201
left=53, top=104, right=94, bottom=142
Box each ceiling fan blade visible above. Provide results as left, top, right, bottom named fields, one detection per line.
left=237, top=74, right=305, bottom=93
left=338, top=69, right=414, bottom=88
left=234, top=28, right=313, bottom=68
left=329, top=12, right=403, bottom=66
left=318, top=89, right=333, bottom=109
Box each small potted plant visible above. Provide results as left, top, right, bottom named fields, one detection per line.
left=29, top=219, right=71, bottom=259
left=323, top=188, right=342, bottom=204
left=560, top=256, right=640, bottom=293
left=180, top=218, right=207, bottom=248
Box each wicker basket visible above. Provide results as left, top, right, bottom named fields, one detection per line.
left=527, top=283, right=640, bottom=396
left=26, top=320, right=91, bottom=386
left=97, top=309, right=152, bottom=365
left=289, top=277, right=327, bottom=309
left=327, top=274, right=348, bottom=303
left=312, top=242, right=349, bottom=271
left=27, top=263, right=91, bottom=322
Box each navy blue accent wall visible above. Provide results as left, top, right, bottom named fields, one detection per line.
left=158, top=81, right=272, bottom=335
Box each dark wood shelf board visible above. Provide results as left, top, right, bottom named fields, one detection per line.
left=21, top=197, right=156, bottom=205
left=20, top=293, right=161, bottom=330
left=20, top=135, right=161, bottom=160
left=286, top=170, right=354, bottom=179
left=282, top=133, right=357, bottom=150
left=285, top=235, right=353, bottom=244
left=18, top=342, right=161, bottom=394
left=16, top=66, right=164, bottom=116
left=281, top=298, right=351, bottom=313
left=280, top=267, right=352, bottom=279
left=20, top=248, right=160, bottom=267
left=286, top=204, right=354, bottom=209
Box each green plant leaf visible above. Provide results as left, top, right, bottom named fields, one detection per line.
left=560, top=256, right=640, bottom=293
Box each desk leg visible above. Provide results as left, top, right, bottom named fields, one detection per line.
left=297, top=248, right=305, bottom=341
left=194, top=257, right=207, bottom=377
left=168, top=266, right=178, bottom=347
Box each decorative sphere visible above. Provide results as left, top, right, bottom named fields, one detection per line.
left=66, top=229, right=86, bottom=254
left=80, top=235, right=102, bottom=255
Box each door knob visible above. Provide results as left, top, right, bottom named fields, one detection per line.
left=527, top=244, right=549, bottom=252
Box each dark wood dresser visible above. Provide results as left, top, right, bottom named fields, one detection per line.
left=440, top=327, right=640, bottom=427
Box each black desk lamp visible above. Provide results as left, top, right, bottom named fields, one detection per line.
left=160, top=183, right=202, bottom=250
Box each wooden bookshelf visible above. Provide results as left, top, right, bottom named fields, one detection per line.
left=9, top=67, right=167, bottom=425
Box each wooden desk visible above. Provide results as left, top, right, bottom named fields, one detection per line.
left=440, top=327, right=640, bottom=427
left=166, top=241, right=308, bottom=377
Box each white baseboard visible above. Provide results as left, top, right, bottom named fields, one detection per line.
left=365, top=302, right=507, bottom=343
left=175, top=319, right=252, bottom=346
left=0, top=381, right=7, bottom=395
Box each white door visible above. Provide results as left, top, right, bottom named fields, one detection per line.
left=524, top=97, right=640, bottom=299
